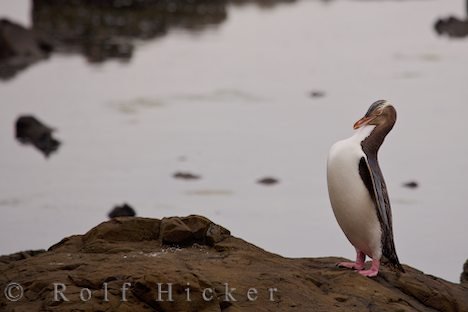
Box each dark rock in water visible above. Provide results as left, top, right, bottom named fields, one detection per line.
left=309, top=90, right=326, bottom=98
left=15, top=115, right=61, bottom=157
left=0, top=0, right=297, bottom=80
left=30, top=0, right=297, bottom=66
left=0, top=19, right=52, bottom=80
left=173, top=171, right=201, bottom=180
left=435, top=16, right=468, bottom=38
left=1, top=216, right=467, bottom=311
left=32, top=0, right=228, bottom=64
left=403, top=181, right=419, bottom=189
left=462, top=259, right=468, bottom=285
left=108, top=203, right=136, bottom=218
left=231, top=0, right=297, bottom=9
left=257, top=177, right=279, bottom=185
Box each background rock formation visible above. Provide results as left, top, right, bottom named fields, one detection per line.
left=0, top=19, right=52, bottom=80
left=1, top=216, right=467, bottom=311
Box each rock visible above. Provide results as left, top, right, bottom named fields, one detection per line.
left=1, top=216, right=467, bottom=311
left=257, top=177, right=279, bottom=185
left=230, top=0, right=297, bottom=9
left=462, top=259, right=468, bottom=285
left=0, top=0, right=298, bottom=80
left=15, top=115, right=61, bottom=157
left=30, top=0, right=297, bottom=67
left=160, top=217, right=194, bottom=245
left=0, top=250, right=46, bottom=265
left=108, top=203, right=136, bottom=218
left=402, top=181, right=419, bottom=189
left=173, top=171, right=201, bottom=180
left=0, top=19, right=52, bottom=80
left=160, top=215, right=230, bottom=246
left=32, top=0, right=228, bottom=64
left=309, top=90, right=326, bottom=98
left=435, top=16, right=468, bottom=38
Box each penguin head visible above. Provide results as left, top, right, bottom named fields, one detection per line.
left=353, top=100, right=397, bottom=130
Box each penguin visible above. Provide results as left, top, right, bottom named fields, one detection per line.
left=327, top=100, right=404, bottom=277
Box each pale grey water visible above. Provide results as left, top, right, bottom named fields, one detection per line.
left=1, top=0, right=468, bottom=283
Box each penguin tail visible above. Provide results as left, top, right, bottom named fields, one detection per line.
left=383, top=254, right=405, bottom=273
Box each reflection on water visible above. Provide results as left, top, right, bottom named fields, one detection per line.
left=32, top=0, right=229, bottom=63
left=0, top=0, right=297, bottom=80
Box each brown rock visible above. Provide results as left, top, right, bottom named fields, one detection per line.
left=0, top=249, right=45, bottom=265
left=160, top=217, right=194, bottom=245
left=206, top=223, right=231, bottom=246
left=1, top=216, right=467, bottom=312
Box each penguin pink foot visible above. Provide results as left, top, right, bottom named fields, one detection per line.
left=337, top=262, right=364, bottom=270
left=358, top=259, right=380, bottom=277
left=337, top=250, right=366, bottom=271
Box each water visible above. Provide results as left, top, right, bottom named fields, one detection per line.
left=1, top=0, right=467, bottom=283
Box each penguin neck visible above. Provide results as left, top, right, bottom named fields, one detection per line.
left=360, top=122, right=394, bottom=157
left=351, top=125, right=376, bottom=144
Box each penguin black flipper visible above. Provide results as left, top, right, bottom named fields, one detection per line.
left=359, top=156, right=405, bottom=272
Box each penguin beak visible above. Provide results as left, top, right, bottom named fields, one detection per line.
left=353, top=116, right=374, bottom=129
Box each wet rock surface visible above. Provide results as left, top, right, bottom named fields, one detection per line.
left=15, top=115, right=61, bottom=157
left=1, top=216, right=467, bottom=311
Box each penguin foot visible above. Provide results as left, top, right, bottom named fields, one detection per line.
left=336, top=262, right=365, bottom=270
left=358, top=259, right=380, bottom=277
left=358, top=269, right=378, bottom=277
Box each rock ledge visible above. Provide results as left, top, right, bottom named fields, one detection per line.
left=1, top=216, right=467, bottom=311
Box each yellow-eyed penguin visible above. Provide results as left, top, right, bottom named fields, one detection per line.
left=327, top=100, right=404, bottom=277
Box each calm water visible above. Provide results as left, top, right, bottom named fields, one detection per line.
left=1, top=0, right=467, bottom=283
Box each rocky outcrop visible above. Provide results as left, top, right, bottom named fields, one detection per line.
left=1, top=216, right=467, bottom=311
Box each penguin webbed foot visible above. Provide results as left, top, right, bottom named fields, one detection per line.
left=358, top=269, right=379, bottom=277
left=358, top=259, right=380, bottom=278
left=336, top=261, right=365, bottom=271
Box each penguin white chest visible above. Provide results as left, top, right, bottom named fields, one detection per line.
left=327, top=130, right=382, bottom=258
